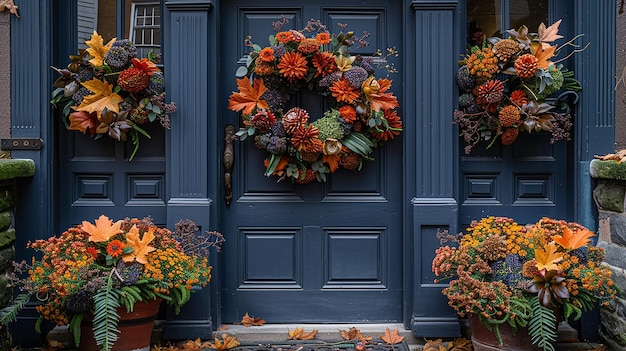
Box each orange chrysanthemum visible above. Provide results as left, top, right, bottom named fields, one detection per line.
left=312, top=51, right=337, bottom=78
left=277, top=51, right=308, bottom=82
left=259, top=47, right=275, bottom=62
left=254, top=60, right=275, bottom=76
left=316, top=32, right=331, bottom=45
left=298, top=38, right=320, bottom=54
left=86, top=247, right=99, bottom=259
left=371, top=110, right=402, bottom=141
left=339, top=105, right=357, bottom=123
left=275, top=31, right=294, bottom=43
left=291, top=125, right=320, bottom=152
left=106, top=239, right=126, bottom=257
left=330, top=78, right=360, bottom=104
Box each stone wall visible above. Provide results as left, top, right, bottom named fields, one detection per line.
left=590, top=159, right=626, bottom=350
left=0, top=159, right=34, bottom=348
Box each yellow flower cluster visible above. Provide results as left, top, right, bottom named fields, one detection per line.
left=144, top=248, right=211, bottom=294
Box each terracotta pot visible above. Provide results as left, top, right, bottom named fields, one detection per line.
left=79, top=298, right=162, bottom=351
left=469, top=314, right=541, bottom=351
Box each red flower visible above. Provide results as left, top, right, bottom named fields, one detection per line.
left=339, top=105, right=357, bottom=123
left=106, top=239, right=126, bottom=257
left=316, top=32, right=331, bottom=45
left=371, top=110, right=402, bottom=141
left=86, top=247, right=99, bottom=259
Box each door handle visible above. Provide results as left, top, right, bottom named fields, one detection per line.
left=224, top=125, right=235, bottom=206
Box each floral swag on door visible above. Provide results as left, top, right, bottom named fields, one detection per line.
left=51, top=31, right=176, bottom=160
left=454, top=20, right=586, bottom=154
left=228, top=19, right=402, bottom=184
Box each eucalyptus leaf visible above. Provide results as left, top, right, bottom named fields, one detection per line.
left=236, top=66, right=249, bottom=78
left=252, top=44, right=262, bottom=52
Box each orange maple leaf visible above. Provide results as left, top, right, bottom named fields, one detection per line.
left=533, top=44, right=556, bottom=70
left=68, top=111, right=99, bottom=136
left=423, top=338, right=452, bottom=351
left=450, top=338, right=473, bottom=351
left=123, top=225, right=156, bottom=264
left=82, top=215, right=123, bottom=243
left=206, top=334, right=240, bottom=350
left=380, top=327, right=404, bottom=345
left=339, top=327, right=372, bottom=342
left=552, top=227, right=595, bottom=250
left=241, top=312, right=265, bottom=327
left=364, top=78, right=399, bottom=112
left=85, top=31, right=116, bottom=67
left=534, top=241, right=564, bottom=271
left=228, top=77, right=269, bottom=115
left=178, top=338, right=212, bottom=350
left=73, top=78, right=124, bottom=117
left=323, top=154, right=341, bottom=173
left=287, top=327, right=318, bottom=340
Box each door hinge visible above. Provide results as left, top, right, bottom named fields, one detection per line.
left=0, top=138, right=44, bottom=150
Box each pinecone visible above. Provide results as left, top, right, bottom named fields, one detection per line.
left=456, top=65, right=476, bottom=92
left=501, top=127, right=520, bottom=145
left=296, top=168, right=317, bottom=184
left=475, top=79, right=505, bottom=105
left=117, top=67, right=150, bottom=93
left=282, top=107, right=309, bottom=134
left=492, top=39, right=519, bottom=62
left=466, top=47, right=499, bottom=79
left=514, top=54, right=539, bottom=79
left=498, top=105, right=521, bottom=127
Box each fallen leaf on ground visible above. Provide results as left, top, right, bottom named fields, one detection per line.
left=151, top=345, right=179, bottom=351
left=287, top=327, right=318, bottom=340
left=450, top=338, right=472, bottom=351
left=206, top=334, right=241, bottom=350
left=241, top=312, right=266, bottom=326
left=423, top=338, right=451, bottom=351
left=219, top=325, right=230, bottom=331
left=339, top=326, right=373, bottom=342
left=380, top=327, right=404, bottom=345
left=178, top=338, right=210, bottom=350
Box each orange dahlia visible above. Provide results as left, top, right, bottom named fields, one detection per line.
left=339, top=105, right=357, bottom=123
left=371, top=110, right=402, bottom=141
left=259, top=47, right=275, bottom=62
left=316, top=32, right=331, bottom=45
left=275, top=31, right=295, bottom=43
left=312, top=51, right=337, bottom=78
left=515, top=54, right=539, bottom=79
left=291, top=125, right=321, bottom=152
left=277, top=51, right=308, bottom=82
left=330, top=78, right=360, bottom=104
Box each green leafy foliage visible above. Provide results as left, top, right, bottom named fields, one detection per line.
left=0, top=293, right=31, bottom=326
left=528, top=296, right=557, bottom=351
left=92, top=272, right=121, bottom=351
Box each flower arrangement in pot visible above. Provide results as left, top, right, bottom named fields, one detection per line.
left=0, top=216, right=223, bottom=351
left=51, top=31, right=176, bottom=160
left=454, top=20, right=586, bottom=154
left=432, top=216, right=618, bottom=351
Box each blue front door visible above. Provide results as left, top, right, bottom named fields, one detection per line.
left=219, top=0, right=405, bottom=323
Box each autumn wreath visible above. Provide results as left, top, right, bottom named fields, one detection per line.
left=228, top=19, right=402, bottom=184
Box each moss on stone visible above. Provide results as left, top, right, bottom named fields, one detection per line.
left=0, top=159, right=35, bottom=181
left=590, top=159, right=626, bottom=180
left=0, top=212, right=10, bottom=231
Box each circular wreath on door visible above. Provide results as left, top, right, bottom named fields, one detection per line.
left=228, top=19, right=402, bottom=184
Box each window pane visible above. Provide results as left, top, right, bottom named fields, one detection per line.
left=466, top=0, right=548, bottom=45
left=509, top=1, right=548, bottom=33
left=467, top=0, right=501, bottom=45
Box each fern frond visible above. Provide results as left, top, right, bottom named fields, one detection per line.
left=0, top=293, right=31, bottom=326
left=69, top=313, right=84, bottom=347
left=92, top=271, right=121, bottom=351
left=528, top=296, right=557, bottom=351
